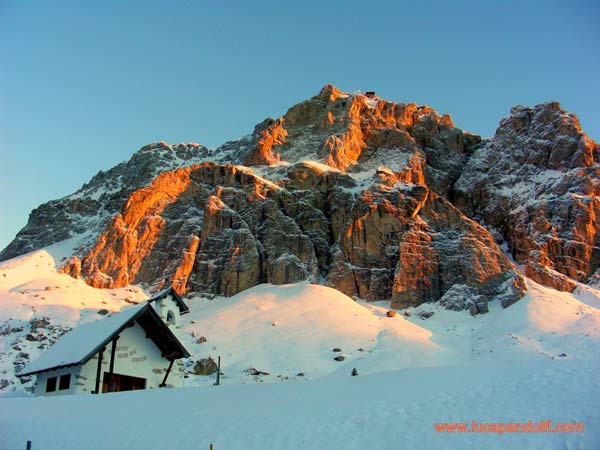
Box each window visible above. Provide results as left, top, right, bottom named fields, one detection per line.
left=59, top=374, right=71, bottom=390
left=46, top=376, right=57, bottom=393
left=166, top=310, right=176, bottom=325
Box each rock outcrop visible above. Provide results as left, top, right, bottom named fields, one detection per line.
left=243, top=118, right=287, bottom=166
left=193, top=357, right=218, bottom=376
left=0, top=142, right=212, bottom=261
left=71, top=163, right=320, bottom=296
left=326, top=184, right=524, bottom=308
left=455, top=102, right=600, bottom=291
left=78, top=166, right=198, bottom=288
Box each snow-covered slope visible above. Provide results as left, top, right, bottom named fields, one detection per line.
left=178, top=280, right=600, bottom=385
left=1, top=249, right=599, bottom=449
left=180, top=283, right=448, bottom=384
left=1, top=358, right=598, bottom=450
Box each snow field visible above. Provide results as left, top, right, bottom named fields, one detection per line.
left=1, top=248, right=599, bottom=449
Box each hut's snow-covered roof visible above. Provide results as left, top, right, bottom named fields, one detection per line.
left=147, top=286, right=189, bottom=315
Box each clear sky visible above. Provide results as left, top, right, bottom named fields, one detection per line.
left=1, top=0, right=599, bottom=251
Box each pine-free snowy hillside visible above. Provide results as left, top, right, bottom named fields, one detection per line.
left=177, top=281, right=600, bottom=383
left=180, top=283, right=449, bottom=382
left=1, top=250, right=600, bottom=449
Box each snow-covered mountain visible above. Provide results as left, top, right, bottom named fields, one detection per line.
left=2, top=85, right=597, bottom=313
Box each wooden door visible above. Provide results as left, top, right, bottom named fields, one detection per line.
left=102, top=372, right=146, bottom=393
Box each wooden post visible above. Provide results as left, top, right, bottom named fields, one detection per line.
left=26, top=441, right=32, bottom=450
left=94, top=348, right=105, bottom=394
left=107, top=336, right=119, bottom=393
left=209, top=444, right=213, bottom=450
left=215, top=356, right=221, bottom=386
left=160, top=360, right=174, bottom=387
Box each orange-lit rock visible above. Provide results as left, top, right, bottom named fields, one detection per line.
left=320, top=83, right=348, bottom=102
left=80, top=166, right=196, bottom=288
left=243, top=118, right=287, bottom=166
left=326, top=183, right=524, bottom=307
left=78, top=163, right=321, bottom=297
left=60, top=256, right=81, bottom=279
left=525, top=261, right=577, bottom=292
left=245, top=84, right=480, bottom=196
left=74, top=151, right=524, bottom=309
left=171, top=236, right=200, bottom=295
left=455, top=101, right=600, bottom=290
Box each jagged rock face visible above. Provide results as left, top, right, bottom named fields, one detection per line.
left=66, top=156, right=524, bottom=309
left=73, top=163, right=320, bottom=296
left=243, top=118, right=287, bottom=166
left=78, top=166, right=198, bottom=288
left=325, top=184, right=524, bottom=307
left=4, top=84, right=549, bottom=310
left=0, top=142, right=212, bottom=261
left=455, top=102, right=600, bottom=291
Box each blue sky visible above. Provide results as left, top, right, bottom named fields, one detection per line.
left=1, top=1, right=599, bottom=251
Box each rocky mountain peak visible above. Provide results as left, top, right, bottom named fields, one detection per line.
left=455, top=102, right=600, bottom=291
left=4, top=85, right=599, bottom=313
left=495, top=101, right=598, bottom=169
left=318, top=83, right=348, bottom=102
left=47, top=87, right=525, bottom=310
left=242, top=85, right=478, bottom=196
